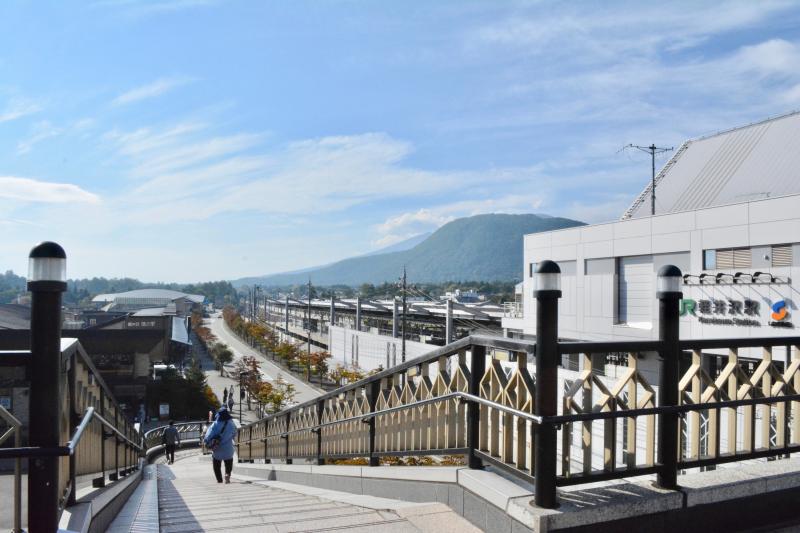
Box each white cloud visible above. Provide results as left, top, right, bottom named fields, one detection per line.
left=733, top=39, right=800, bottom=78
left=0, top=177, right=100, bottom=204
left=17, top=121, right=62, bottom=154
left=112, top=76, right=194, bottom=106
left=374, top=194, right=545, bottom=247
left=475, top=1, right=793, bottom=58
left=0, top=97, right=41, bottom=123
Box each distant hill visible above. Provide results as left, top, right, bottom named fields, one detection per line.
left=359, top=232, right=432, bottom=257
left=236, top=213, right=584, bottom=286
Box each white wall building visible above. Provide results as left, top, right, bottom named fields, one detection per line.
left=503, top=111, right=800, bottom=367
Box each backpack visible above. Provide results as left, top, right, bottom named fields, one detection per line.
left=207, top=419, right=229, bottom=452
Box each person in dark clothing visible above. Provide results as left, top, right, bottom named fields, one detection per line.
left=162, top=420, right=181, bottom=464
left=203, top=406, right=237, bottom=483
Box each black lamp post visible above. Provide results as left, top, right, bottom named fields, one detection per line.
left=656, top=264, right=682, bottom=490
left=533, top=260, right=561, bottom=509
left=27, top=241, right=67, bottom=533
left=239, top=371, right=247, bottom=422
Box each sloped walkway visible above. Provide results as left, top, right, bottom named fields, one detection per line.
left=141, top=453, right=478, bottom=532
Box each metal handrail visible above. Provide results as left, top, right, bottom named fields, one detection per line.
left=253, top=391, right=542, bottom=440
left=239, top=331, right=800, bottom=500
left=68, top=407, right=143, bottom=453
left=546, top=392, right=800, bottom=425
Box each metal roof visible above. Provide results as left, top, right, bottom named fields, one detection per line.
left=623, top=110, right=800, bottom=219
left=92, top=288, right=205, bottom=304
left=0, top=304, right=30, bottom=330
left=267, top=297, right=504, bottom=320
left=132, top=305, right=176, bottom=316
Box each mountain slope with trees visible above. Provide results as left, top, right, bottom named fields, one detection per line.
left=239, top=213, right=584, bottom=286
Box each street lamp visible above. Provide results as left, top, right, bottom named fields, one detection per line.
left=27, top=241, right=67, bottom=532
left=656, top=264, right=682, bottom=490
left=238, top=371, right=247, bottom=422
left=532, top=259, right=561, bottom=509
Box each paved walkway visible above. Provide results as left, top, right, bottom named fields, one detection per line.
left=206, top=315, right=322, bottom=405
left=111, top=452, right=478, bottom=532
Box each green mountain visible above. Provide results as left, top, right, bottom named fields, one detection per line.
left=237, top=213, right=584, bottom=286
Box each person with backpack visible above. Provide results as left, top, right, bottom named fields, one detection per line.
left=203, top=406, right=237, bottom=483
left=162, top=420, right=181, bottom=464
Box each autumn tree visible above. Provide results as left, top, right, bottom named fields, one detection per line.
left=329, top=364, right=365, bottom=386
left=275, top=341, right=300, bottom=369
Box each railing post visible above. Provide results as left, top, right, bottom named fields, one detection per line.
left=27, top=241, right=67, bottom=533
left=367, top=382, right=380, bottom=466
left=94, top=393, right=106, bottom=487
left=656, top=265, right=682, bottom=490
left=534, top=260, right=561, bottom=509
left=467, top=345, right=486, bottom=469
left=284, top=413, right=292, bottom=464
left=111, top=408, right=119, bottom=481
left=316, top=399, right=326, bottom=465
left=67, top=352, right=77, bottom=506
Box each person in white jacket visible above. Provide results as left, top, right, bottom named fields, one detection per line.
left=203, top=406, right=237, bottom=483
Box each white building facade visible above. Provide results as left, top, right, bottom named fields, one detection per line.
left=503, top=111, right=800, bottom=368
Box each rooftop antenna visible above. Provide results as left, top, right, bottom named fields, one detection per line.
left=623, top=144, right=673, bottom=215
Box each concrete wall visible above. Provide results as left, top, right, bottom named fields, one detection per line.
left=508, top=194, right=800, bottom=351
left=328, top=325, right=435, bottom=371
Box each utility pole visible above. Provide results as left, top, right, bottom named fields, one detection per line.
left=401, top=266, right=407, bottom=363
left=624, top=143, right=673, bottom=215
left=306, top=279, right=312, bottom=370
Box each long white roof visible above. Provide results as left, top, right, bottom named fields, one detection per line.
left=92, top=288, right=204, bottom=304
left=623, top=110, right=800, bottom=219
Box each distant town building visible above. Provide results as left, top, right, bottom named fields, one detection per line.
left=92, top=288, right=204, bottom=316
left=441, top=289, right=484, bottom=303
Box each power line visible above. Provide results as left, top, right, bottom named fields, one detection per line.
left=622, top=143, right=674, bottom=215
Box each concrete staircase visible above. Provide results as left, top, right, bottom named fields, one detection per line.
left=108, top=453, right=478, bottom=532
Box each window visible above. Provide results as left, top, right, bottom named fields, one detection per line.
left=703, top=250, right=716, bottom=270
left=772, top=244, right=793, bottom=267
left=713, top=247, right=751, bottom=270
left=529, top=262, right=537, bottom=278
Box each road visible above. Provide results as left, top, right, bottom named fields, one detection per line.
left=206, top=314, right=323, bottom=406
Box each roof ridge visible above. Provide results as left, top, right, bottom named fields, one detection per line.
left=690, top=108, right=800, bottom=143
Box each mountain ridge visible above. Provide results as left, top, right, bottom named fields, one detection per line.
left=234, top=213, right=584, bottom=286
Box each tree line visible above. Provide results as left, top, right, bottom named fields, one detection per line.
left=0, top=270, right=240, bottom=307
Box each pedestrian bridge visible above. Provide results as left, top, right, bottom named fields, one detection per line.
left=7, top=257, right=800, bottom=531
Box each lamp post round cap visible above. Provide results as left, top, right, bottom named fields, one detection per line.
left=29, top=241, right=66, bottom=259
left=535, top=260, right=561, bottom=275
left=657, top=265, right=682, bottom=278
left=657, top=264, right=682, bottom=297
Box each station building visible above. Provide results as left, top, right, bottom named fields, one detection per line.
left=503, top=111, right=800, bottom=377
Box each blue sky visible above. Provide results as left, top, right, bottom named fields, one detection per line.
left=1, top=1, right=800, bottom=282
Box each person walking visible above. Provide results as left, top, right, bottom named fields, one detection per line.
left=162, top=420, right=181, bottom=465
left=203, top=406, right=237, bottom=483
left=227, top=388, right=235, bottom=411
left=223, top=387, right=228, bottom=404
